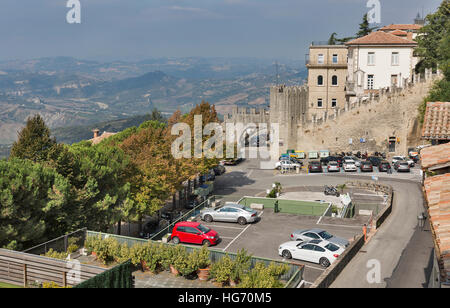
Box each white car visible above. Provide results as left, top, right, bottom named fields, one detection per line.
left=279, top=239, right=345, bottom=267
left=343, top=160, right=357, bottom=172
left=275, top=160, right=301, bottom=170
left=392, top=156, right=415, bottom=167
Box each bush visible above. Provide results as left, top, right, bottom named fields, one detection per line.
left=239, top=262, right=286, bottom=288
left=210, top=255, right=234, bottom=284
left=190, top=245, right=211, bottom=270
left=42, top=248, right=68, bottom=260
left=230, top=249, right=251, bottom=283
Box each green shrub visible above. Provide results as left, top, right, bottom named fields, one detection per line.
left=210, top=255, right=234, bottom=284
left=42, top=248, right=68, bottom=260
left=239, top=262, right=285, bottom=288
left=190, top=245, right=211, bottom=270
left=230, top=249, right=252, bottom=283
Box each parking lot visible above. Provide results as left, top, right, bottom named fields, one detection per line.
left=189, top=208, right=364, bottom=285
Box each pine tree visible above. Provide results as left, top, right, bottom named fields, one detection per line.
left=10, top=114, right=56, bottom=162
left=356, top=14, right=378, bottom=38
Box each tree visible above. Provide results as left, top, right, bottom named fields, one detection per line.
left=0, top=158, right=71, bottom=250
left=415, top=0, right=450, bottom=72
left=356, top=14, right=378, bottom=38
left=328, top=33, right=338, bottom=45
left=10, top=114, right=57, bottom=162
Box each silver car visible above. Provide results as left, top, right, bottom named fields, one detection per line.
left=290, top=229, right=349, bottom=248
left=395, top=161, right=411, bottom=172
left=201, top=204, right=258, bottom=225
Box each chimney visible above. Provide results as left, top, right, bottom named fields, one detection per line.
left=93, top=129, right=100, bottom=138
left=407, top=32, right=413, bottom=41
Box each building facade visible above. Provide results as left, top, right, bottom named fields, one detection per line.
left=345, top=31, right=419, bottom=103
left=306, top=44, right=348, bottom=120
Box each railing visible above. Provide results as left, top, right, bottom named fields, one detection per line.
left=22, top=228, right=87, bottom=256
left=86, top=230, right=304, bottom=288
left=149, top=196, right=216, bottom=241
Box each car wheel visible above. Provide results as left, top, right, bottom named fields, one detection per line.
left=202, top=240, right=211, bottom=247
left=204, top=215, right=213, bottom=223
left=237, top=217, right=247, bottom=225
left=282, top=250, right=292, bottom=259
left=172, top=237, right=180, bottom=245
left=319, top=257, right=330, bottom=268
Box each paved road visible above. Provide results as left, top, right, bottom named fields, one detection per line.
left=213, top=158, right=433, bottom=288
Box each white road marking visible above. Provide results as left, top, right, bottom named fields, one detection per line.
left=221, top=211, right=264, bottom=252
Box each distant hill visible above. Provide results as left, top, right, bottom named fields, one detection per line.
left=0, top=56, right=307, bottom=145
left=52, top=114, right=162, bottom=145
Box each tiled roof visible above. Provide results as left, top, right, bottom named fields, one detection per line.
left=422, top=102, right=450, bottom=140
left=89, top=132, right=117, bottom=145
left=346, top=31, right=417, bottom=46
left=389, top=30, right=408, bottom=36
left=424, top=173, right=450, bottom=283
left=380, top=24, right=423, bottom=31
left=421, top=143, right=450, bottom=170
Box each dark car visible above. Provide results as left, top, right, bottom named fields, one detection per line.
left=328, top=156, right=343, bottom=167
left=320, top=157, right=330, bottom=165
left=213, top=165, right=226, bottom=176
left=378, top=161, right=392, bottom=172
left=367, top=156, right=382, bottom=167
left=308, top=161, right=323, bottom=173
left=360, top=161, right=373, bottom=172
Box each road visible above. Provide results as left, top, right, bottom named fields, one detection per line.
left=213, top=157, right=434, bottom=288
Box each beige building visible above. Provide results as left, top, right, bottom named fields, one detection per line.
left=306, top=44, right=348, bottom=120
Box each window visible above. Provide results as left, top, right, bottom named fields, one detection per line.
left=367, top=52, right=375, bottom=65
left=391, top=52, right=399, bottom=65
left=197, top=224, right=210, bottom=233
left=332, top=75, right=338, bottom=86
left=331, top=99, right=337, bottom=108
left=317, top=99, right=323, bottom=108
left=367, top=75, right=374, bottom=89
left=185, top=227, right=200, bottom=234
left=301, top=244, right=315, bottom=251
left=317, top=75, right=324, bottom=86
left=305, top=232, right=320, bottom=239
left=332, top=54, right=338, bottom=63
left=313, top=246, right=326, bottom=252
left=318, top=54, right=324, bottom=64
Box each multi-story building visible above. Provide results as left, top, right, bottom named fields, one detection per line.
left=306, top=43, right=348, bottom=119
left=345, top=31, right=418, bottom=103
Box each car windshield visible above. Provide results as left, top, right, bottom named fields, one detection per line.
left=318, top=231, right=333, bottom=240
left=325, top=243, right=340, bottom=252
left=242, top=207, right=253, bottom=213
left=197, top=224, right=210, bottom=233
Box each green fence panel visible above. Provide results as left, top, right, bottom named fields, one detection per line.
left=238, top=197, right=328, bottom=216
left=74, top=260, right=133, bottom=288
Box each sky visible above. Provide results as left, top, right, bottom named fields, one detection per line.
left=0, top=0, right=443, bottom=62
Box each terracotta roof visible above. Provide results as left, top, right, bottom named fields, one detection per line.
left=380, top=24, right=423, bottom=31
left=421, top=143, right=450, bottom=170
left=346, top=31, right=417, bottom=46
left=422, top=102, right=450, bottom=140
left=389, top=29, right=408, bottom=36
left=424, top=173, right=450, bottom=283
left=89, top=131, right=117, bottom=145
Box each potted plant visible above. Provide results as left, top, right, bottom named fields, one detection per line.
left=209, top=255, right=234, bottom=286
left=193, top=246, right=211, bottom=281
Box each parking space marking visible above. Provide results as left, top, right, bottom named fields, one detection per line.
left=221, top=211, right=264, bottom=252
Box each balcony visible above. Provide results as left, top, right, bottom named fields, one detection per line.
left=305, top=54, right=348, bottom=69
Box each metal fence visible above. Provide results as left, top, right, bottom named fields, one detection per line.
left=86, top=230, right=304, bottom=288
left=149, top=196, right=216, bottom=241
left=22, top=228, right=87, bottom=256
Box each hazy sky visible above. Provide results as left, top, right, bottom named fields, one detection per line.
left=0, top=0, right=443, bottom=62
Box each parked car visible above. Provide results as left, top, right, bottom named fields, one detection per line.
left=275, top=160, right=301, bottom=170
left=171, top=222, right=220, bottom=246
left=320, top=157, right=330, bottom=165
left=201, top=203, right=258, bottom=225
left=367, top=156, right=382, bottom=167
left=327, top=161, right=340, bottom=172
left=223, top=158, right=244, bottom=166
left=213, top=165, right=226, bottom=176
left=378, top=161, right=392, bottom=172
left=350, top=157, right=361, bottom=167
left=279, top=239, right=345, bottom=267
left=394, top=161, right=411, bottom=172
left=308, top=161, right=323, bottom=173
left=343, top=160, right=357, bottom=172
left=360, top=161, right=374, bottom=172
left=289, top=229, right=349, bottom=248
left=392, top=156, right=414, bottom=167
left=328, top=156, right=343, bottom=167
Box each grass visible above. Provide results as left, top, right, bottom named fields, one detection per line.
left=0, top=282, right=22, bottom=288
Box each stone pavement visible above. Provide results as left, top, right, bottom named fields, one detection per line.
left=134, top=270, right=220, bottom=288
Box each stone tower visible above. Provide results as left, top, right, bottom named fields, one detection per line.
left=269, top=85, right=309, bottom=153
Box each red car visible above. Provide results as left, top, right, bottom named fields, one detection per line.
left=171, top=222, right=220, bottom=246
